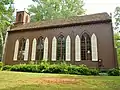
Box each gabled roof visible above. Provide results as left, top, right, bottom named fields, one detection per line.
left=10, top=12, right=111, bottom=31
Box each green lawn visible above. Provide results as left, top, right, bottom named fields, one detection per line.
left=0, top=71, right=120, bottom=90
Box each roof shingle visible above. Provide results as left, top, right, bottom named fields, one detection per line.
left=10, top=12, right=111, bottom=31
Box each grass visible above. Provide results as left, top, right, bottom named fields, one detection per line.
left=0, top=71, right=120, bottom=90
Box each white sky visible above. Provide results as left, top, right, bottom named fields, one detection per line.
left=14, top=0, right=120, bottom=15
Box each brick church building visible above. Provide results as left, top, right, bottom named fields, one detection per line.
left=3, top=11, right=118, bottom=69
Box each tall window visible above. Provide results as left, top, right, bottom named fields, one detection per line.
left=75, top=35, right=81, bottom=61
left=36, top=36, right=44, bottom=60
left=43, top=37, right=48, bottom=60
left=57, top=35, right=65, bottom=60
left=81, top=33, right=92, bottom=60
left=17, top=38, right=26, bottom=60
left=18, top=14, right=22, bottom=22
left=31, top=38, right=37, bottom=61
left=51, top=37, right=57, bottom=61
left=13, top=40, right=19, bottom=61
left=91, top=33, right=98, bottom=61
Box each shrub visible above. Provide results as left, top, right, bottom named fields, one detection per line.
left=67, top=64, right=90, bottom=75
left=11, top=64, right=38, bottom=72
left=2, top=65, right=12, bottom=71
left=67, top=65, right=80, bottom=74
left=107, top=68, right=120, bottom=76
left=78, top=65, right=91, bottom=75
left=1, top=62, right=100, bottom=76
left=45, top=63, right=69, bottom=74
left=89, top=69, right=99, bottom=75
left=37, top=61, right=50, bottom=73
left=0, top=62, right=3, bottom=70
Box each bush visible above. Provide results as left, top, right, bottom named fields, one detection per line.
left=67, top=65, right=80, bottom=74
left=45, top=63, right=69, bottom=74
left=0, top=62, right=3, bottom=70
left=78, top=65, right=91, bottom=75
left=89, top=69, right=99, bottom=75
left=107, top=68, right=120, bottom=76
left=1, top=62, right=100, bottom=75
left=67, top=64, right=92, bottom=75
left=11, top=64, right=38, bottom=72
left=37, top=61, right=50, bottom=73
left=2, top=65, right=12, bottom=71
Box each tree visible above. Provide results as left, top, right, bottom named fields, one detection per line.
left=114, top=33, right=120, bottom=66
left=0, top=0, right=14, bottom=58
left=114, top=7, right=120, bottom=66
left=114, top=7, right=120, bottom=31
left=28, top=0, right=85, bottom=22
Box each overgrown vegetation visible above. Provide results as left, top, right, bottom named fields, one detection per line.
left=1, top=61, right=120, bottom=76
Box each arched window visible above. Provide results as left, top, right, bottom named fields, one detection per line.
left=57, top=35, right=65, bottom=60
left=91, top=33, right=98, bottom=61
left=17, top=38, right=26, bottom=60
left=66, top=35, right=71, bottom=61
left=13, top=39, right=19, bottom=61
left=75, top=35, right=81, bottom=61
left=52, top=37, right=57, bottom=61
left=31, top=38, right=37, bottom=61
left=36, top=36, right=44, bottom=60
left=81, top=33, right=92, bottom=60
left=18, top=14, right=22, bottom=22
left=43, top=37, right=48, bottom=60
left=24, top=39, right=29, bottom=61
left=25, top=15, right=28, bottom=23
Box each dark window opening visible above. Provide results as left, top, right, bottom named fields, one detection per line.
left=36, top=36, right=44, bottom=60
left=18, top=14, right=22, bottom=22
left=57, top=35, right=66, bottom=61
left=81, top=33, right=92, bottom=60
left=17, top=38, right=26, bottom=60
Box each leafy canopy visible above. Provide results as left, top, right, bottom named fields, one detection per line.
left=0, top=0, right=14, bottom=31
left=114, top=33, right=120, bottom=66
left=28, top=0, right=85, bottom=22
left=114, top=7, right=120, bottom=30
left=0, top=0, right=14, bottom=57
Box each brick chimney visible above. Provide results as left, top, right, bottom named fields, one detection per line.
left=15, top=11, right=30, bottom=25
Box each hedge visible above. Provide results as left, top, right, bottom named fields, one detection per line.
left=1, top=61, right=119, bottom=76
left=1, top=62, right=99, bottom=75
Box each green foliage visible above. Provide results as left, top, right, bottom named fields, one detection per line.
left=0, top=62, right=3, bottom=70
left=107, top=68, right=120, bottom=76
left=114, top=7, right=120, bottom=30
left=10, top=64, right=38, bottom=72
left=67, top=64, right=89, bottom=75
left=0, top=0, right=14, bottom=58
left=114, top=33, right=120, bottom=66
left=44, top=63, right=69, bottom=74
left=37, top=61, right=50, bottom=73
left=2, top=65, right=11, bottom=71
left=2, top=62, right=99, bottom=75
left=28, top=0, right=85, bottom=22
left=89, top=69, right=99, bottom=75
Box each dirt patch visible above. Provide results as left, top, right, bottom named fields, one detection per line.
left=18, top=77, right=79, bottom=84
